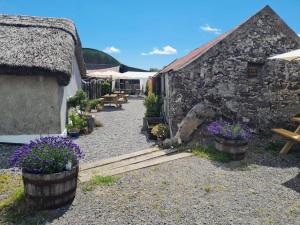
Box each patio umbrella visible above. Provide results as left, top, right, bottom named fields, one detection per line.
left=268, top=49, right=300, bottom=61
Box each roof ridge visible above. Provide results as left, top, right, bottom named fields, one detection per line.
left=158, top=5, right=290, bottom=74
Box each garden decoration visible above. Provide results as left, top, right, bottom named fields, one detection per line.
left=10, top=136, right=84, bottom=209
left=207, top=120, right=251, bottom=160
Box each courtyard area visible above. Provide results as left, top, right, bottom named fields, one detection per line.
left=0, top=97, right=300, bottom=225
left=75, top=97, right=153, bottom=163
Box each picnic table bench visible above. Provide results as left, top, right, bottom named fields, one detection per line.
left=113, top=91, right=129, bottom=103
left=102, top=94, right=122, bottom=107
left=272, top=117, right=300, bottom=154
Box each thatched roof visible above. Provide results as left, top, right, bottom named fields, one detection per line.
left=0, top=14, right=86, bottom=85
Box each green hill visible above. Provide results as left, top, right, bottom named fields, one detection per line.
left=82, top=48, right=120, bottom=66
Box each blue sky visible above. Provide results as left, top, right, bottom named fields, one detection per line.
left=0, top=0, right=299, bottom=70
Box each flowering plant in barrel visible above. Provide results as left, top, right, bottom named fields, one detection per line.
left=10, top=136, right=84, bottom=209
left=207, top=120, right=251, bottom=160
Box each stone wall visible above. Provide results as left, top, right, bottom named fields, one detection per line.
left=164, top=8, right=300, bottom=136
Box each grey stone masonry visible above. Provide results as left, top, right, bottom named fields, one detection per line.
left=160, top=6, right=300, bottom=137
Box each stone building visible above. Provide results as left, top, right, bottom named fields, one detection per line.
left=0, top=14, right=86, bottom=143
left=153, top=6, right=300, bottom=140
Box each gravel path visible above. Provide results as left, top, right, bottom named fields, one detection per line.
left=75, top=97, right=153, bottom=163
left=48, top=149, right=300, bottom=225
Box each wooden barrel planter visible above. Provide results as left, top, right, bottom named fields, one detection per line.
left=214, top=136, right=248, bottom=160
left=22, top=165, right=79, bottom=209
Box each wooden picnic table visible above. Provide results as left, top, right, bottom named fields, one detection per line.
left=102, top=94, right=122, bottom=107
left=272, top=117, right=300, bottom=154
left=113, top=91, right=129, bottom=103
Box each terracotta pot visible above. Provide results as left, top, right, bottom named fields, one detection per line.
left=214, top=136, right=248, bottom=160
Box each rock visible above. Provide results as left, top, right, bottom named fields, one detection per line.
left=175, top=103, right=216, bottom=143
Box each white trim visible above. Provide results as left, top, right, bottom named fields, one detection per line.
left=0, top=129, right=67, bottom=144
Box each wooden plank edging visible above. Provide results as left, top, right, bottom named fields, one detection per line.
left=80, top=147, right=160, bottom=171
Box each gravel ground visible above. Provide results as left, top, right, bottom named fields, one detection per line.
left=48, top=149, right=300, bottom=225
left=75, top=97, right=154, bottom=163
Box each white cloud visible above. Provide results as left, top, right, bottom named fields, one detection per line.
left=141, top=45, right=177, bottom=56
left=200, top=24, right=221, bottom=35
left=103, top=46, right=120, bottom=54
left=298, top=34, right=300, bottom=37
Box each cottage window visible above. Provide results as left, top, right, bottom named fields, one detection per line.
left=247, top=62, right=264, bottom=77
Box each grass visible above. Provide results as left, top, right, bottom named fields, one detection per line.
left=0, top=173, right=24, bottom=210
left=192, top=145, right=233, bottom=163
left=202, top=183, right=212, bottom=193
left=82, top=175, right=119, bottom=192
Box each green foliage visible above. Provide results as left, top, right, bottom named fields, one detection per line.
left=66, top=112, right=87, bottom=132
left=144, top=93, right=160, bottom=117
left=144, top=81, right=149, bottom=96
left=82, top=176, right=119, bottom=192
left=151, top=123, right=169, bottom=138
left=67, top=90, right=89, bottom=112
left=82, top=48, right=120, bottom=66
left=89, top=99, right=100, bottom=109
left=101, top=81, right=111, bottom=95
left=192, top=145, right=233, bottom=163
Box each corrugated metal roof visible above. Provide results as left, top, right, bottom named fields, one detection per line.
left=159, top=30, right=236, bottom=74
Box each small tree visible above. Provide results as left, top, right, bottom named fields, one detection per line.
left=67, top=90, right=89, bottom=113
left=144, top=93, right=160, bottom=117
left=101, top=81, right=111, bottom=95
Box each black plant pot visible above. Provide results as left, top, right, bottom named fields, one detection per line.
left=69, top=131, right=80, bottom=138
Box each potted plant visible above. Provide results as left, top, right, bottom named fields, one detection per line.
left=151, top=123, right=169, bottom=142
left=89, top=99, right=103, bottom=112
left=67, top=90, right=89, bottom=114
left=143, top=93, right=162, bottom=136
left=67, top=112, right=87, bottom=138
left=9, top=136, right=84, bottom=209
left=207, top=120, right=251, bottom=160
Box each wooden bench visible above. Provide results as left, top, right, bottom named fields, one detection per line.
left=102, top=94, right=122, bottom=107
left=272, top=117, right=300, bottom=154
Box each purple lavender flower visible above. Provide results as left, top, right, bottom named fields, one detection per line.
left=9, top=136, right=83, bottom=174
left=207, top=120, right=251, bottom=141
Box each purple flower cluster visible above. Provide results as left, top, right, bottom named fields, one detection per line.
left=10, top=136, right=84, bottom=174
left=207, top=120, right=251, bottom=141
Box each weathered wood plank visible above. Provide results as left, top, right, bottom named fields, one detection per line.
left=79, top=152, right=192, bottom=183
left=80, top=148, right=178, bottom=176
left=80, top=147, right=160, bottom=171
left=272, top=128, right=300, bottom=142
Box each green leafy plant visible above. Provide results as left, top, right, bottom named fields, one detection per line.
left=66, top=112, right=87, bottom=132
left=144, top=93, right=160, bottom=117
left=101, top=81, right=111, bottom=95
left=144, top=81, right=149, bottom=96
left=151, top=123, right=169, bottom=139
left=67, top=90, right=89, bottom=113
left=89, top=99, right=100, bottom=110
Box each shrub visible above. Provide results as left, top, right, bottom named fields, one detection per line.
left=89, top=99, right=99, bottom=109
left=151, top=123, right=169, bottom=139
left=144, top=93, right=160, bottom=117
left=66, top=112, right=87, bottom=132
left=101, top=81, right=111, bottom=95
left=67, top=90, right=89, bottom=112
left=207, top=120, right=251, bottom=141
left=9, top=136, right=83, bottom=174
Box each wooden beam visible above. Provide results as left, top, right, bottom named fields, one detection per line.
left=80, top=147, right=160, bottom=171
left=79, top=152, right=192, bottom=183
